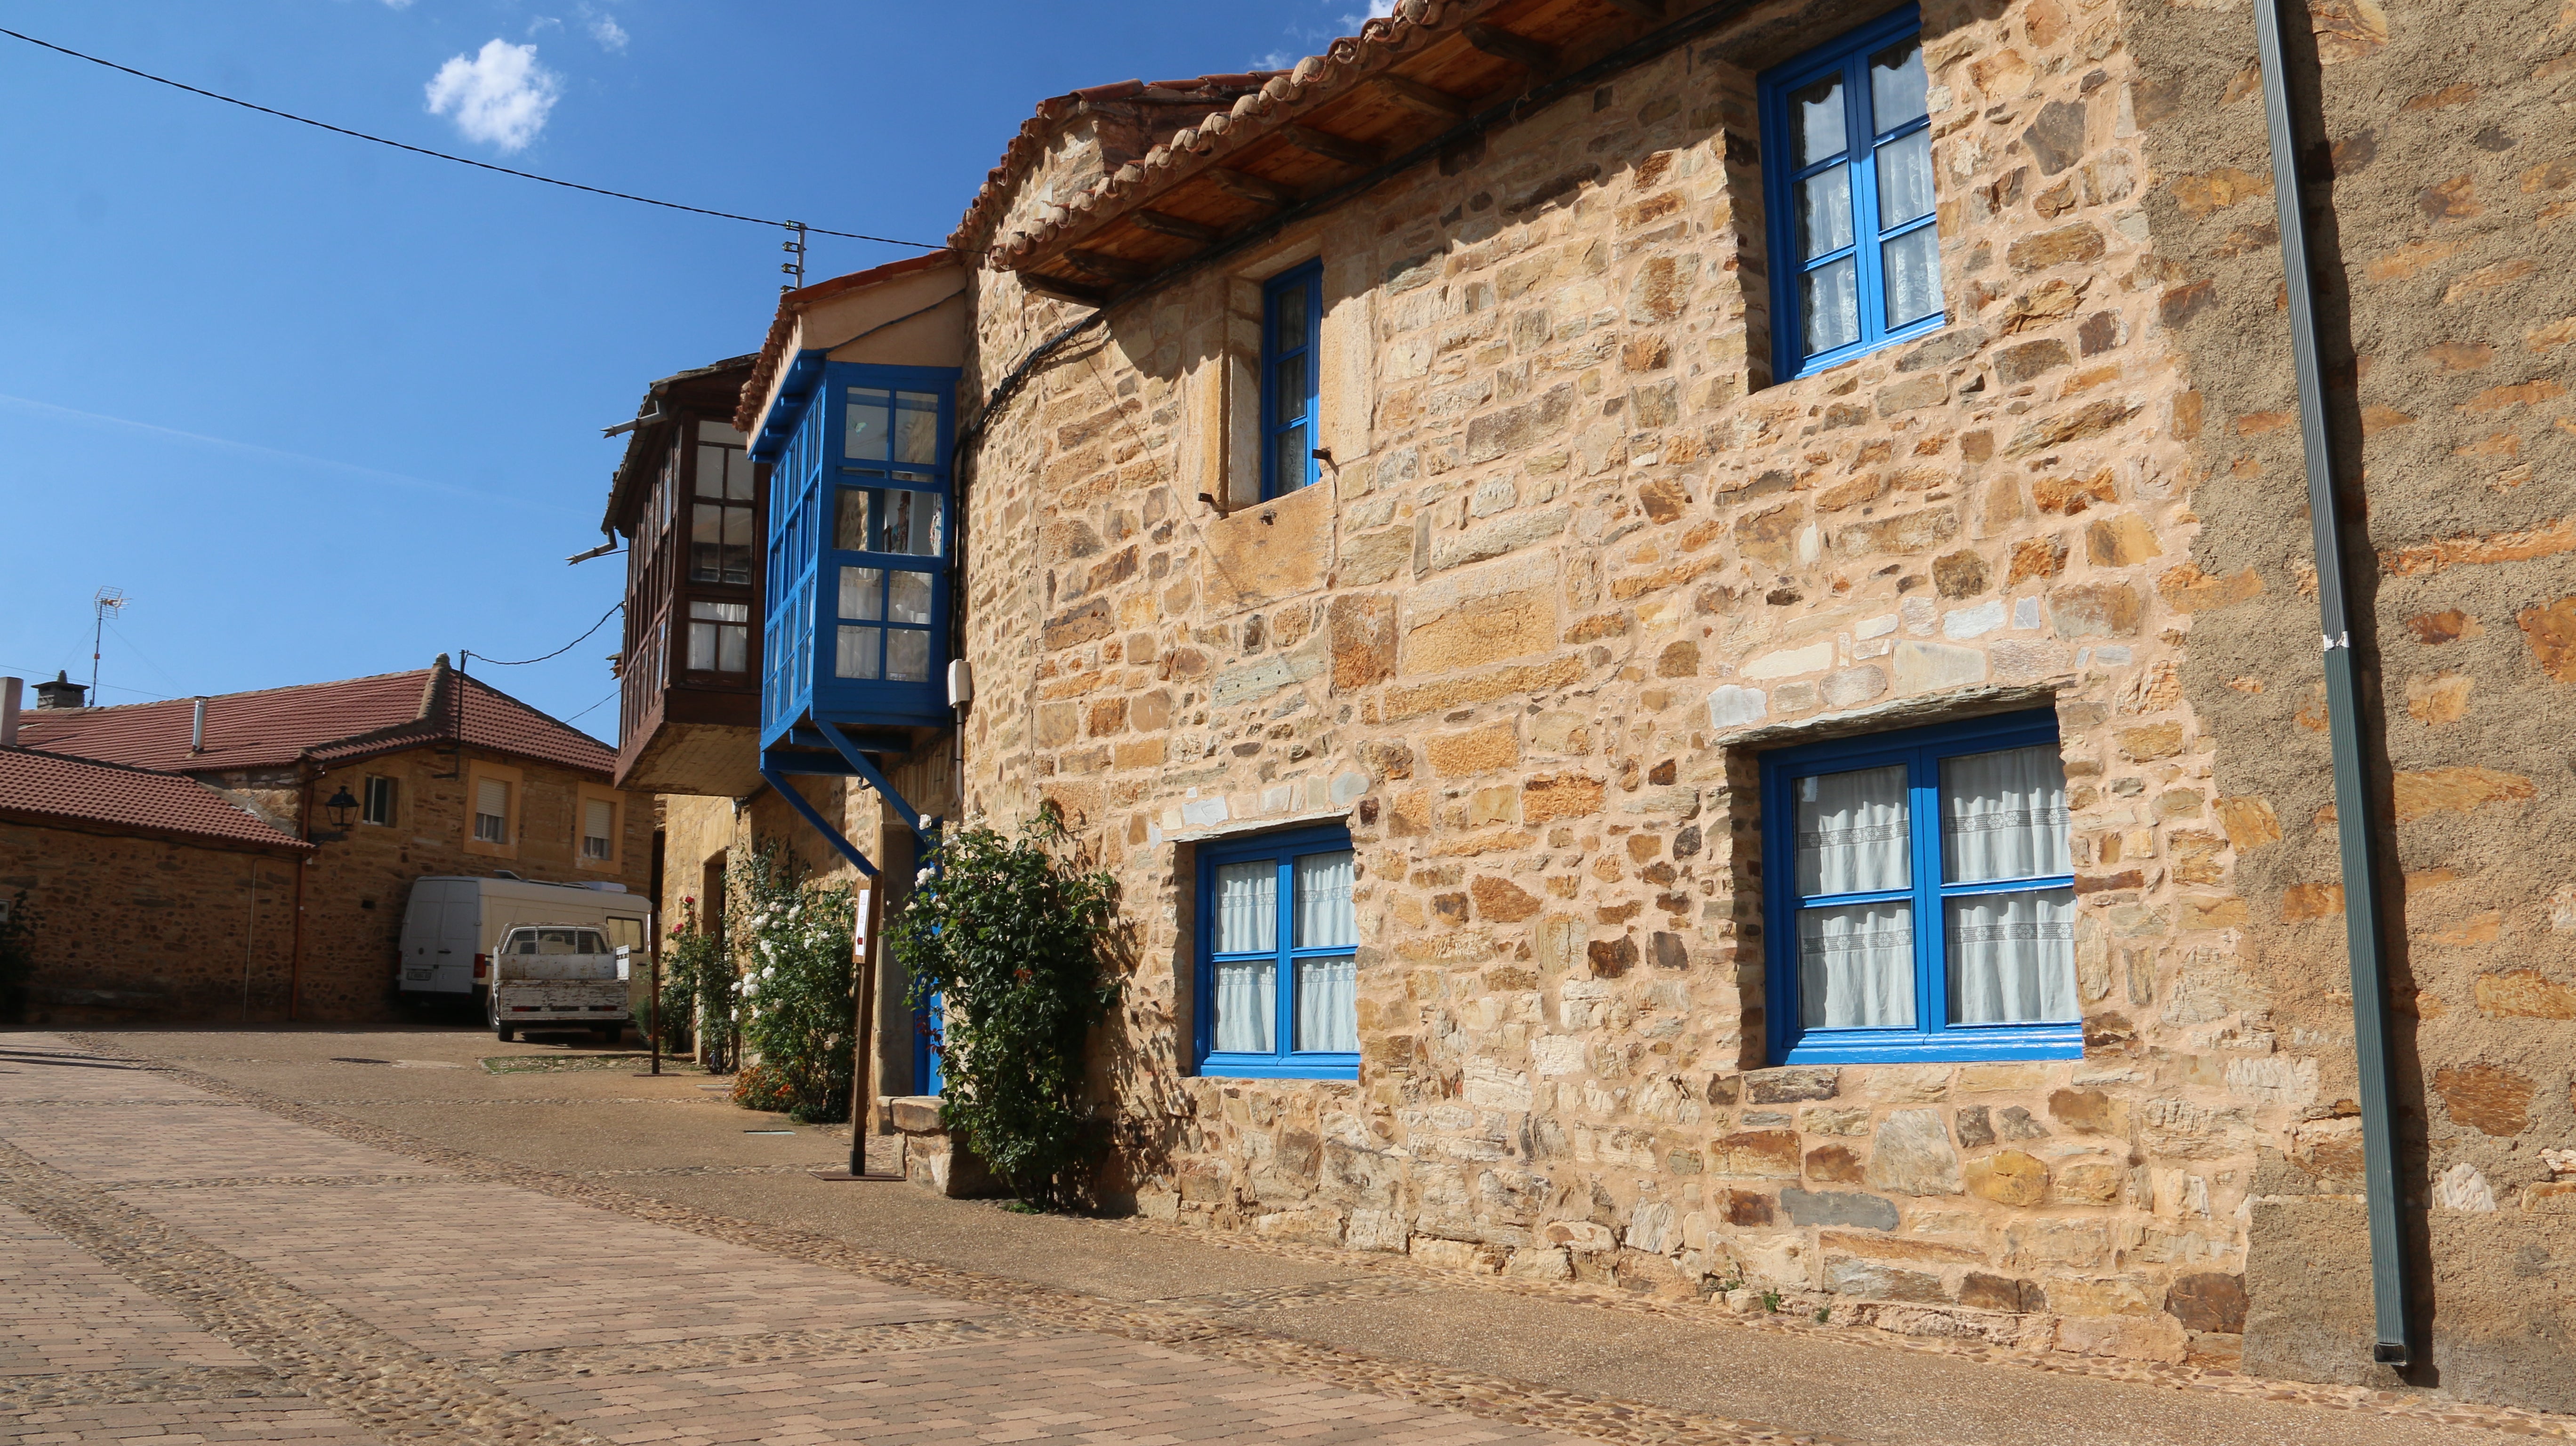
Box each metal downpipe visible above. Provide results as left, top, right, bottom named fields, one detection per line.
left=2249, top=0, right=2415, bottom=1367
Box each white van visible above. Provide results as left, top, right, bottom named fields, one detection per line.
left=397, top=875, right=653, bottom=1029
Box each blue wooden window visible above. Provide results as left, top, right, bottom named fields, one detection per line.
left=1197, top=825, right=1359, bottom=1079
left=1260, top=262, right=1323, bottom=498
left=1760, top=710, right=2081, bottom=1064
left=1760, top=7, right=1943, bottom=380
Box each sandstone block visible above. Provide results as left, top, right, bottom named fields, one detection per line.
left=2473, top=971, right=2576, bottom=1020
left=1716, top=1129, right=1803, bottom=1177
left=1866, top=1109, right=1964, bottom=1195
left=1427, top=722, right=1519, bottom=776
left=1746, top=1066, right=1840, bottom=1103
left=1779, top=1187, right=1900, bottom=1229
left=1967, top=1149, right=2049, bottom=1205
left=2517, top=595, right=2576, bottom=681
left=2048, top=583, right=2143, bottom=637
left=1893, top=640, right=1988, bottom=691
left=2164, top=1273, right=2248, bottom=1333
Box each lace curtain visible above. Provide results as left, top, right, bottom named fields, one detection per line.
left=1293, top=851, right=1357, bottom=1051
left=1211, top=861, right=1275, bottom=1052
left=1795, top=764, right=1912, bottom=1027
left=1942, top=745, right=2076, bottom=1023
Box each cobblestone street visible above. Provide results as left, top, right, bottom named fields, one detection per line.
left=1, top=1030, right=2561, bottom=1446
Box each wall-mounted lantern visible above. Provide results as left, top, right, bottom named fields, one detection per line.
left=322, top=785, right=360, bottom=831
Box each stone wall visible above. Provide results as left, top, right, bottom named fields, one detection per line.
left=942, top=0, right=2569, bottom=1407
left=0, top=819, right=300, bottom=1023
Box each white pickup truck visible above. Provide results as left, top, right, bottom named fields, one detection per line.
left=487, top=924, right=630, bottom=1043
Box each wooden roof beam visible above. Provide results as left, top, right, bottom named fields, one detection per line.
left=1209, top=168, right=1298, bottom=208
left=1131, top=209, right=1224, bottom=244
left=1279, top=124, right=1383, bottom=169
left=1064, top=249, right=1154, bottom=283
left=1375, top=73, right=1472, bottom=120
left=1021, top=273, right=1112, bottom=305
left=1463, top=22, right=1557, bottom=72
left=1598, top=0, right=1666, bottom=21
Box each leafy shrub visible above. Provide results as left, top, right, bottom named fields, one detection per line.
left=885, top=808, right=1119, bottom=1209
left=729, top=839, right=857, bottom=1124
left=729, top=1060, right=796, bottom=1112
left=654, top=895, right=724, bottom=1060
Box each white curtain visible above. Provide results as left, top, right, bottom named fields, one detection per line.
left=1795, top=764, right=1910, bottom=895
left=1295, top=958, right=1358, bottom=1052
left=1293, top=851, right=1354, bottom=948
left=1941, top=745, right=2070, bottom=883
left=1212, top=861, right=1275, bottom=952
left=1948, top=888, right=2077, bottom=1023
left=1214, top=960, right=1275, bottom=1053
left=1798, top=902, right=1916, bottom=1028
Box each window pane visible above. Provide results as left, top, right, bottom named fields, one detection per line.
left=1270, top=284, right=1307, bottom=349
left=1801, top=257, right=1861, bottom=355
left=687, top=619, right=717, bottom=670
left=838, top=566, right=884, bottom=620
left=1212, top=959, right=1276, bottom=1053
left=1294, top=956, right=1358, bottom=1052
left=834, top=488, right=872, bottom=551
left=886, top=627, right=931, bottom=682
left=836, top=625, right=881, bottom=679
left=894, top=393, right=941, bottom=465
left=1212, top=860, right=1277, bottom=953
left=1797, top=901, right=1916, bottom=1028
left=694, top=445, right=728, bottom=499
left=884, top=490, right=942, bottom=556
left=718, top=623, right=747, bottom=674
left=1948, top=888, right=2077, bottom=1023
left=697, top=419, right=746, bottom=446
left=689, top=503, right=725, bottom=582
left=1294, top=850, right=1355, bottom=948
left=1271, top=353, right=1308, bottom=424
left=1941, top=744, right=2071, bottom=882
left=1882, top=226, right=1943, bottom=329
left=887, top=570, right=933, bottom=625
left=844, top=388, right=890, bottom=460
left=1795, top=763, right=1910, bottom=895
left=1271, top=421, right=1312, bottom=493
left=1876, top=130, right=1934, bottom=226
left=1790, top=73, right=1847, bottom=165
left=690, top=601, right=749, bottom=624
left=1869, top=37, right=1929, bottom=129
left=725, top=449, right=756, bottom=501
left=1795, top=166, right=1854, bottom=258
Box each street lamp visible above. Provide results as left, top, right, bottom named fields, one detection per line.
left=322, top=785, right=359, bottom=831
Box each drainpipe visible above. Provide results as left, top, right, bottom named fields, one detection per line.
left=2251, top=0, right=2414, bottom=1367
left=288, top=762, right=314, bottom=1021
left=190, top=697, right=207, bottom=755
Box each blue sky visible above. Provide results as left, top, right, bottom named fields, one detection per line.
left=0, top=0, right=1382, bottom=738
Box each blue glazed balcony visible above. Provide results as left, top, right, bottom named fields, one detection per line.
left=753, top=357, right=958, bottom=753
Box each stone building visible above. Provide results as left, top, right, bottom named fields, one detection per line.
left=12, top=659, right=649, bottom=1021
left=894, top=0, right=2572, bottom=1412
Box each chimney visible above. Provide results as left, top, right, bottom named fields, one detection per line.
left=33, top=670, right=86, bottom=710
left=0, top=677, right=20, bottom=746
left=191, top=697, right=209, bottom=754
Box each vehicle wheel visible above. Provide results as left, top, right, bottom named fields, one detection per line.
left=597, top=1024, right=622, bottom=1046
left=489, top=989, right=513, bottom=1042
left=496, top=1025, right=515, bottom=1042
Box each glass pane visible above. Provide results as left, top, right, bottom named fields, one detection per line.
left=1271, top=421, right=1312, bottom=493
left=689, top=504, right=724, bottom=582
left=1882, top=226, right=1943, bottom=329
left=844, top=388, right=890, bottom=461
left=896, top=491, right=943, bottom=556
left=1801, top=257, right=1860, bottom=356
left=1212, top=959, right=1277, bottom=1054
left=1797, top=901, right=1916, bottom=1028
left=1869, top=37, right=1929, bottom=129
left=885, top=627, right=931, bottom=682
left=838, top=566, right=884, bottom=621
left=1795, top=763, right=1910, bottom=895
left=1796, top=166, right=1854, bottom=258
left=694, top=444, right=728, bottom=498
left=894, top=392, right=941, bottom=465
left=1293, top=850, right=1355, bottom=948
left=718, top=624, right=747, bottom=674
left=1948, top=888, right=2077, bottom=1023
left=697, top=419, right=746, bottom=445
left=834, top=488, right=871, bottom=551
left=687, top=619, right=716, bottom=670
left=1271, top=354, right=1308, bottom=423
left=1790, top=73, right=1846, bottom=165
left=1270, top=284, right=1307, bottom=350
left=1941, top=744, right=2071, bottom=882
left=1876, top=130, right=1934, bottom=226
left=689, top=600, right=749, bottom=623
left=725, top=449, right=756, bottom=501
left=1294, top=956, right=1359, bottom=1052
left=887, top=570, right=933, bottom=625
left=835, top=626, right=880, bottom=679
left=1212, top=860, right=1277, bottom=953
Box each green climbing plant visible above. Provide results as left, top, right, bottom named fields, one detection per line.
left=653, top=894, right=723, bottom=1060
left=884, top=807, right=1120, bottom=1210
left=727, top=838, right=858, bottom=1124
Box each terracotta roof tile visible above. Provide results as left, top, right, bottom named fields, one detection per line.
left=16, top=659, right=613, bottom=779
left=0, top=747, right=308, bottom=850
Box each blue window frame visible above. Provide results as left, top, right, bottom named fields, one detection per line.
left=1760, top=710, right=2081, bottom=1064
left=1260, top=261, right=1323, bottom=498
left=1196, top=825, right=1359, bottom=1079
left=1760, top=8, right=1944, bottom=380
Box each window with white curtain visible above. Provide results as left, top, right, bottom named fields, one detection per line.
left=1761, top=710, right=2078, bottom=1063
left=1199, top=827, right=1359, bottom=1077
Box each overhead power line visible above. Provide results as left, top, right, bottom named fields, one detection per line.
left=465, top=601, right=621, bottom=667
left=0, top=25, right=940, bottom=249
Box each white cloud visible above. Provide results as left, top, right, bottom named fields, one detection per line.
left=586, top=12, right=628, bottom=51
left=1338, top=0, right=1398, bottom=24
left=380, top=0, right=414, bottom=9
left=424, top=39, right=560, bottom=153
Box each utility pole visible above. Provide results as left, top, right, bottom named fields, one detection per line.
left=90, top=586, right=127, bottom=698
left=781, top=221, right=808, bottom=293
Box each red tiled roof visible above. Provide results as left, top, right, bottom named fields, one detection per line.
left=733, top=251, right=962, bottom=434
left=16, top=659, right=614, bottom=779
left=0, top=747, right=308, bottom=851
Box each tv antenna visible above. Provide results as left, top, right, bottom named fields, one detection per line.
left=781, top=221, right=807, bottom=293
left=91, top=586, right=127, bottom=697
